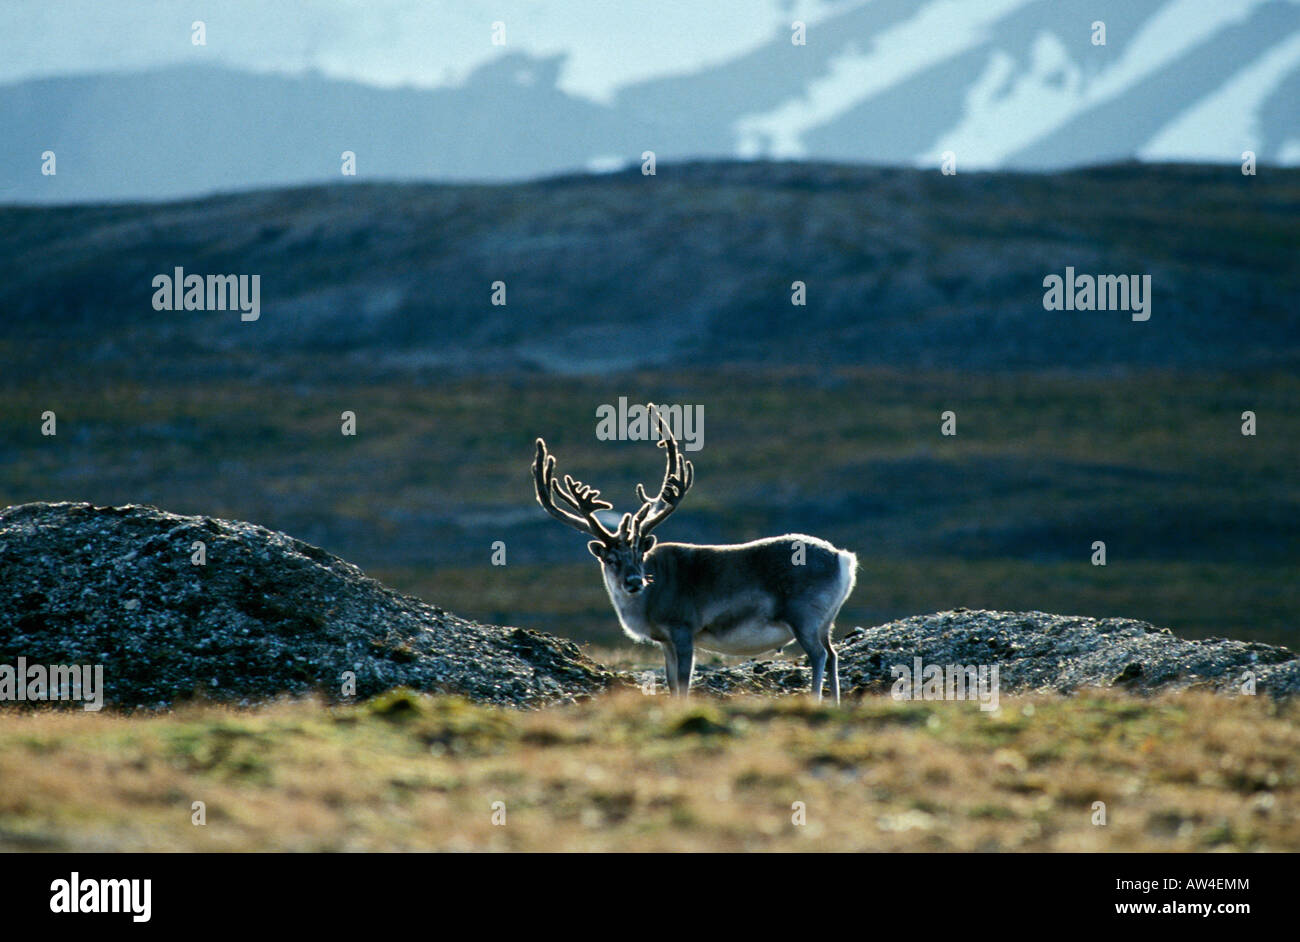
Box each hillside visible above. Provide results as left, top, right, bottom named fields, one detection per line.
left=1, top=162, right=1297, bottom=382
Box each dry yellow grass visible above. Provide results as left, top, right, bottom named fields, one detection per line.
left=0, top=689, right=1295, bottom=852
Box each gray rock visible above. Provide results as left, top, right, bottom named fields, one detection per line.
left=0, top=502, right=612, bottom=709
left=688, top=609, right=1298, bottom=699
left=3, top=502, right=1293, bottom=708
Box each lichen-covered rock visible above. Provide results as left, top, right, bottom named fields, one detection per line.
left=4, top=501, right=1292, bottom=709
left=689, top=609, right=1299, bottom=699
left=0, top=502, right=613, bottom=709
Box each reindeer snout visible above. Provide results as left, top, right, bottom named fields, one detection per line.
left=624, top=575, right=646, bottom=593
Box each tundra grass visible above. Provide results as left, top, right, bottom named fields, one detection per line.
left=0, top=689, right=1295, bottom=852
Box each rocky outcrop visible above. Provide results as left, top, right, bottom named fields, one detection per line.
left=0, top=502, right=612, bottom=709
left=691, top=609, right=1299, bottom=699
left=2, top=502, right=1294, bottom=709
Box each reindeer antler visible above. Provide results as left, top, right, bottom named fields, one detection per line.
left=632, top=404, right=695, bottom=539
left=533, top=439, right=620, bottom=544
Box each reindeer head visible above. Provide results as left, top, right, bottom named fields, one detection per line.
left=532, top=405, right=694, bottom=595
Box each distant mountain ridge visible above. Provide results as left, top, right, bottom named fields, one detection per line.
left=3, top=0, right=1299, bottom=204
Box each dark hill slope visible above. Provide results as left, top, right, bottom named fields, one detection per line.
left=1, top=162, right=1296, bottom=383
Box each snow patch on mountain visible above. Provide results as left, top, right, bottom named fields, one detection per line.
left=1141, top=29, right=1300, bottom=162
left=934, top=0, right=1273, bottom=168
left=735, top=0, right=1034, bottom=159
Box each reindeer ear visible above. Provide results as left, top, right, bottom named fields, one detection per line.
left=588, top=541, right=607, bottom=560
left=640, top=534, right=656, bottom=553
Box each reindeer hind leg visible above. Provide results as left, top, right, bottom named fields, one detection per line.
left=790, top=615, right=828, bottom=703
left=823, top=627, right=840, bottom=705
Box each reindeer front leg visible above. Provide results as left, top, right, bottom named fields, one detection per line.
left=664, top=625, right=695, bottom=698
left=660, top=640, right=679, bottom=695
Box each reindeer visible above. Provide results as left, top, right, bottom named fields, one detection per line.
left=531, top=408, right=857, bottom=702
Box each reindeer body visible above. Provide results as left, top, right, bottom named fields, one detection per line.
left=532, top=409, right=857, bottom=701
left=603, top=535, right=856, bottom=699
